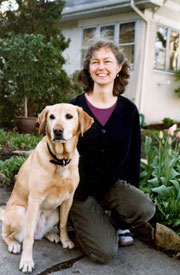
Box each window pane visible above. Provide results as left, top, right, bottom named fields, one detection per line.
left=154, top=49, right=166, bottom=70
left=154, top=26, right=167, bottom=70
left=169, top=30, right=179, bottom=51
left=155, top=26, right=167, bottom=50
left=100, top=25, right=114, bottom=41
left=121, top=45, right=134, bottom=65
left=81, top=48, right=87, bottom=64
left=168, top=30, right=179, bottom=71
left=83, top=28, right=96, bottom=47
left=119, top=22, right=135, bottom=44
left=168, top=51, right=178, bottom=71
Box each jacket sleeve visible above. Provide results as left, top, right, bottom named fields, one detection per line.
left=118, top=107, right=141, bottom=188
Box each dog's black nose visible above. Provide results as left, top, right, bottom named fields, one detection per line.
left=53, top=127, right=64, bottom=138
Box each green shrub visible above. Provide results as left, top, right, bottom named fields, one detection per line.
left=0, top=0, right=79, bottom=129
left=162, top=117, right=175, bottom=128
left=140, top=125, right=180, bottom=234
left=0, top=156, right=27, bottom=185
left=0, top=129, right=41, bottom=151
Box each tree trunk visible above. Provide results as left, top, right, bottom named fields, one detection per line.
left=28, top=98, right=34, bottom=117
left=25, top=97, right=28, bottom=117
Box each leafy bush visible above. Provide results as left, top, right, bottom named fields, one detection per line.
left=0, top=129, right=41, bottom=151
left=162, top=117, right=175, bottom=128
left=0, top=0, right=81, bottom=129
left=0, top=156, right=27, bottom=185
left=140, top=125, right=180, bottom=234
left=0, top=33, right=73, bottom=118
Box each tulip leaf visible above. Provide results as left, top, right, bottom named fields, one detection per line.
left=169, top=168, right=179, bottom=179
left=147, top=177, right=159, bottom=187
left=151, top=185, right=174, bottom=197
left=160, top=177, right=166, bottom=185
left=174, top=219, right=180, bottom=227
left=169, top=180, right=180, bottom=191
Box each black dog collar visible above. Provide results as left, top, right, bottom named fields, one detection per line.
left=47, top=142, right=71, bottom=167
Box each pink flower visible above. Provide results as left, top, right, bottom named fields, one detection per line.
left=176, top=131, right=180, bottom=139
left=168, top=124, right=177, bottom=137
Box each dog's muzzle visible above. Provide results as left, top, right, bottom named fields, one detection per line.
left=53, top=127, right=65, bottom=142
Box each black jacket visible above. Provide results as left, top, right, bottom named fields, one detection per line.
left=70, top=93, right=141, bottom=201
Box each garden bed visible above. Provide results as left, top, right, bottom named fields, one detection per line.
left=143, top=122, right=180, bottom=131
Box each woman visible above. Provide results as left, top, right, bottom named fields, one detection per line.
left=69, top=40, right=155, bottom=264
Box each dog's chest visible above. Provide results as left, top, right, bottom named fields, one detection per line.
left=41, top=172, right=73, bottom=210
left=41, top=191, right=71, bottom=210
left=57, top=166, right=70, bottom=178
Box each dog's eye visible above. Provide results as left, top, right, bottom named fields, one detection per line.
left=49, top=114, right=55, bottom=120
left=65, top=113, right=73, bottom=119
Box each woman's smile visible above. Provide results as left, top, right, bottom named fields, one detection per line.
left=89, top=47, right=121, bottom=87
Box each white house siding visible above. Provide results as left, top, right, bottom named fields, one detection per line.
left=61, top=20, right=82, bottom=75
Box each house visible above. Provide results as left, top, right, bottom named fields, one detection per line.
left=60, top=0, right=180, bottom=125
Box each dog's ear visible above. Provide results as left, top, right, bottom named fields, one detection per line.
left=38, top=106, right=50, bottom=135
left=77, top=106, right=94, bottom=136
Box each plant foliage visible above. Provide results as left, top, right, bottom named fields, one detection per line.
left=0, top=156, right=27, bottom=185
left=0, top=0, right=80, bottom=128
left=0, top=129, right=41, bottom=151
left=0, top=33, right=72, bottom=117
left=140, top=127, right=180, bottom=234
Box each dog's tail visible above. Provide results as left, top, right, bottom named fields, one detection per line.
left=0, top=208, right=5, bottom=221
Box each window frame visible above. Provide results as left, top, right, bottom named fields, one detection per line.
left=81, top=20, right=136, bottom=68
left=154, top=24, right=180, bottom=72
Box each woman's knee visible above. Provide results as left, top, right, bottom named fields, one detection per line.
left=70, top=196, right=118, bottom=264
left=140, top=199, right=156, bottom=222
left=88, top=243, right=118, bottom=264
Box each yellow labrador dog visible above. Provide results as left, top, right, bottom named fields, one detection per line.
left=0, top=103, right=93, bottom=273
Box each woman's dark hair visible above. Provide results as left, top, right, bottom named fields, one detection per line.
left=78, top=40, right=130, bottom=96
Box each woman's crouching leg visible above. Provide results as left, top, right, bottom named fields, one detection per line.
left=70, top=196, right=118, bottom=264
left=102, top=180, right=156, bottom=242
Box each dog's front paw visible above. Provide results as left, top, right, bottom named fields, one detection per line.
left=8, top=241, right=21, bottom=254
left=61, top=238, right=74, bottom=249
left=19, top=256, right=34, bottom=273
left=45, top=232, right=60, bottom=243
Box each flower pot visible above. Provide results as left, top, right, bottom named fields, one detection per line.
left=16, top=117, right=37, bottom=134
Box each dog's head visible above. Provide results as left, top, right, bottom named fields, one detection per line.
left=38, top=103, right=94, bottom=143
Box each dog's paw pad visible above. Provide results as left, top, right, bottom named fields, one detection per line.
left=61, top=239, right=75, bottom=249
left=45, top=233, right=60, bottom=243
left=19, top=258, right=34, bottom=273
left=8, top=241, right=21, bottom=254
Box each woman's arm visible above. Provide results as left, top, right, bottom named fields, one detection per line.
left=117, top=108, right=141, bottom=188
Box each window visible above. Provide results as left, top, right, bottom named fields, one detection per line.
left=82, top=27, right=96, bottom=61
left=100, top=25, right=115, bottom=41
left=81, top=22, right=136, bottom=67
left=169, top=30, right=179, bottom=71
left=154, top=25, right=180, bottom=71
left=119, top=22, right=135, bottom=66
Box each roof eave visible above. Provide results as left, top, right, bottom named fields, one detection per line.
left=62, top=0, right=162, bottom=22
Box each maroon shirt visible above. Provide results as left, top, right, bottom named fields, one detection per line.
left=85, top=96, right=117, bottom=126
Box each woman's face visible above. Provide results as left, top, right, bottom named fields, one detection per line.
left=89, top=47, right=121, bottom=87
